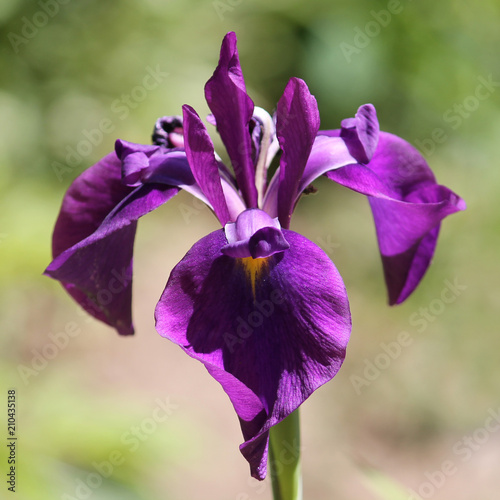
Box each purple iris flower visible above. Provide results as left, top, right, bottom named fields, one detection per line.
left=45, top=32, right=465, bottom=479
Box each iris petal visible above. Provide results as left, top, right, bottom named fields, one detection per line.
left=182, top=105, right=232, bottom=225
left=116, top=139, right=209, bottom=204
left=367, top=183, right=464, bottom=304
left=45, top=151, right=181, bottom=335
left=155, top=230, right=351, bottom=479
left=297, top=135, right=358, bottom=196
left=276, top=78, right=320, bottom=228
left=339, top=103, right=379, bottom=163
left=52, top=153, right=132, bottom=255
left=204, top=32, right=257, bottom=208
left=321, top=129, right=466, bottom=304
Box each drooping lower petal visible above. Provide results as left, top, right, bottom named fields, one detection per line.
left=155, top=230, right=351, bottom=479
left=46, top=183, right=179, bottom=335
left=321, top=130, right=466, bottom=304
left=50, top=152, right=134, bottom=258
left=367, top=184, right=463, bottom=304
left=45, top=151, right=181, bottom=335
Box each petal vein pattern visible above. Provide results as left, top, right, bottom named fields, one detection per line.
left=155, top=229, right=351, bottom=479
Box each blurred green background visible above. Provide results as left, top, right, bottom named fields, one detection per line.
left=1, top=0, right=499, bottom=498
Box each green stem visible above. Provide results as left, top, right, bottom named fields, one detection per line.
left=269, top=409, right=302, bottom=500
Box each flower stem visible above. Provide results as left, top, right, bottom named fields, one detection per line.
left=269, top=409, right=302, bottom=500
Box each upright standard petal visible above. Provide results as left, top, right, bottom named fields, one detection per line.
left=204, top=32, right=257, bottom=208
left=275, top=78, right=320, bottom=228
left=182, top=105, right=232, bottom=225
left=324, top=130, right=466, bottom=304
left=45, top=151, right=181, bottom=335
left=155, top=230, right=351, bottom=479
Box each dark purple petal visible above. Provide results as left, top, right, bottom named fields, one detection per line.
left=50, top=152, right=133, bottom=259
left=155, top=230, right=351, bottom=479
left=276, top=78, right=320, bottom=228
left=368, top=185, right=463, bottom=304
left=115, top=139, right=161, bottom=158
left=116, top=139, right=196, bottom=191
left=378, top=222, right=441, bottom=305
left=121, top=152, right=150, bottom=186
left=339, top=103, right=379, bottom=163
left=45, top=152, right=180, bottom=335
left=182, top=105, right=231, bottom=225
left=204, top=32, right=257, bottom=208
left=222, top=209, right=289, bottom=259
left=326, top=131, right=466, bottom=304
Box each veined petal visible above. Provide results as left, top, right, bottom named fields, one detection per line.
left=325, top=131, right=466, bottom=304
left=204, top=31, right=257, bottom=208
left=182, top=105, right=231, bottom=225
left=155, top=230, right=351, bottom=479
left=276, top=78, right=320, bottom=228
left=45, top=151, right=180, bottom=335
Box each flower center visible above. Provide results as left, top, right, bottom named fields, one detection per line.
left=222, top=209, right=289, bottom=260
left=238, top=256, right=269, bottom=299
left=152, top=116, right=184, bottom=148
